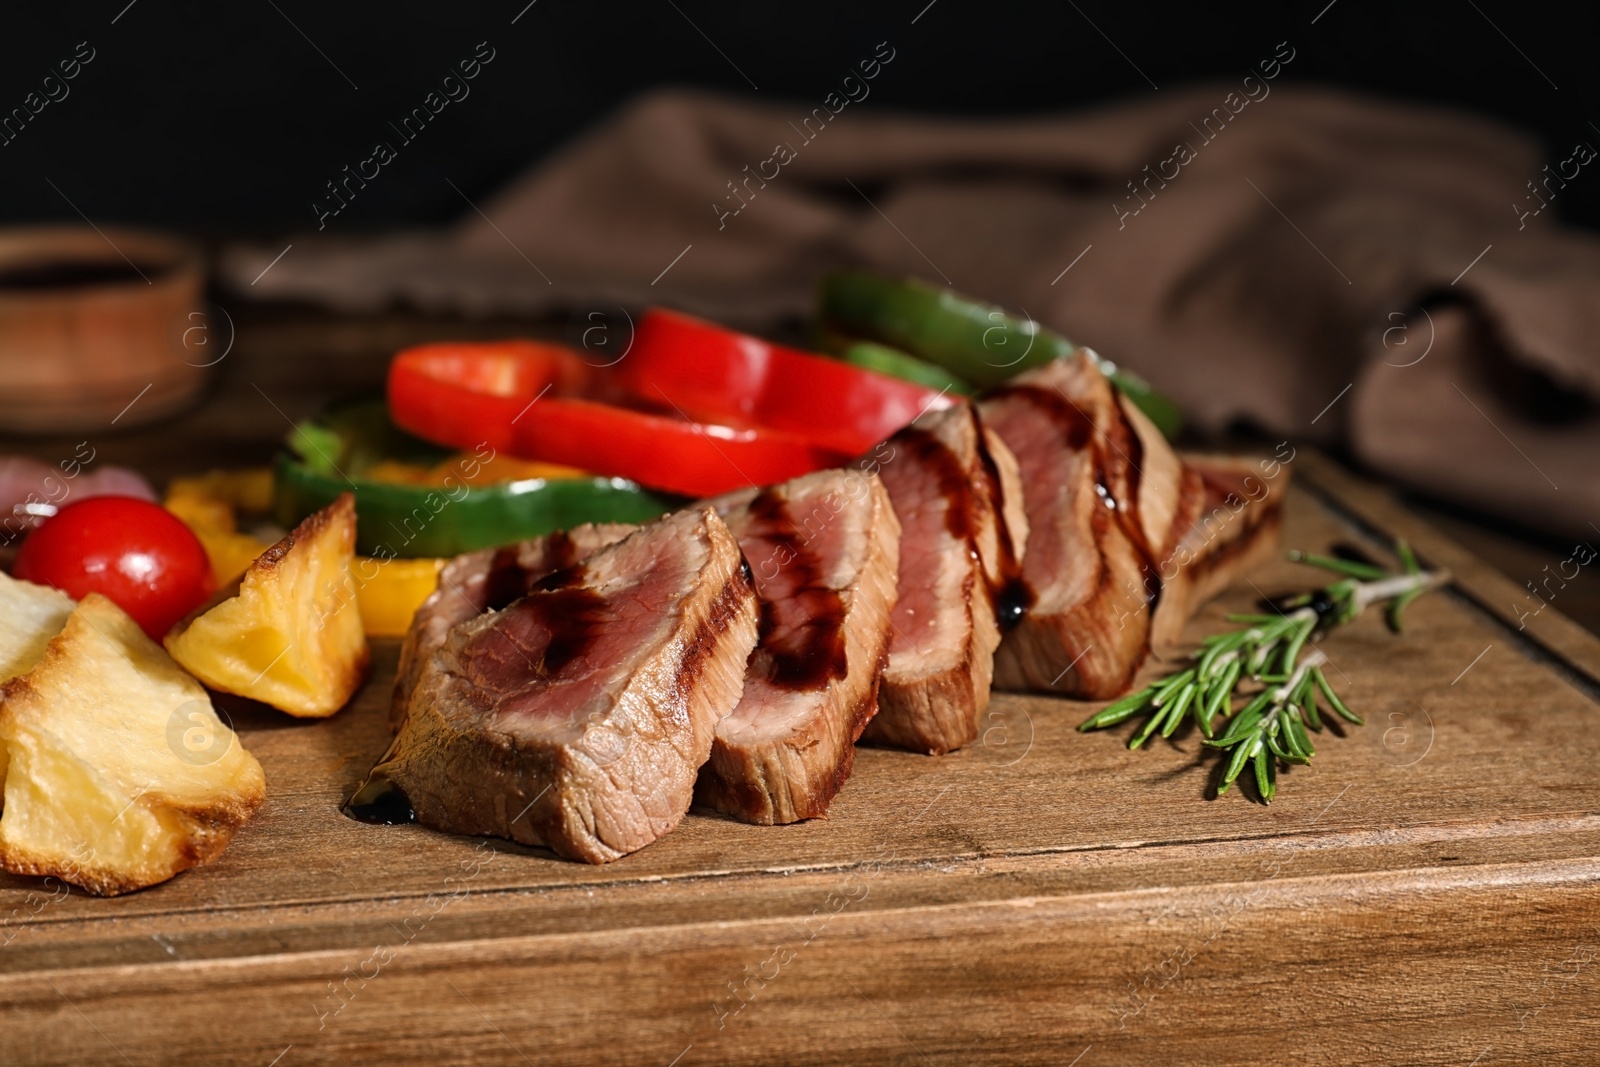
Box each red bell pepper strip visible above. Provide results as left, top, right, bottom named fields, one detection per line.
left=388, top=341, right=846, bottom=497
left=615, top=308, right=954, bottom=456
left=386, top=341, right=593, bottom=455
left=509, top=397, right=845, bottom=498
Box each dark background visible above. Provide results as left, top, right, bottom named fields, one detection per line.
left=2, top=0, right=1597, bottom=235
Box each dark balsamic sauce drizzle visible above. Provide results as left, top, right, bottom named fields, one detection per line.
left=974, top=418, right=1035, bottom=632
left=342, top=772, right=416, bottom=824
left=342, top=736, right=416, bottom=824
left=1114, top=409, right=1162, bottom=610
left=748, top=489, right=848, bottom=690
left=896, top=427, right=972, bottom=542
left=988, top=379, right=1164, bottom=619
left=901, top=420, right=1035, bottom=633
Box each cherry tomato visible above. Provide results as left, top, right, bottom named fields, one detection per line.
left=15, top=496, right=215, bottom=639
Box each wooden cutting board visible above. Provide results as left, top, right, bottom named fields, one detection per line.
left=2, top=451, right=1597, bottom=1067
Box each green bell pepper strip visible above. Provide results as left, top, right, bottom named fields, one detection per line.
left=273, top=401, right=678, bottom=559
left=817, top=271, right=1183, bottom=437
left=838, top=341, right=974, bottom=395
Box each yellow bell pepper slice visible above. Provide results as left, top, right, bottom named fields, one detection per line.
left=352, top=556, right=446, bottom=637
left=166, top=468, right=276, bottom=516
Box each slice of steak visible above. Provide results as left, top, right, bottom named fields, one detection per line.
left=861, top=402, right=1030, bottom=754
left=979, top=354, right=1177, bottom=698
left=1154, top=454, right=1287, bottom=643
left=978, top=423, right=1031, bottom=622
left=361, top=508, right=758, bottom=863
left=697, top=468, right=899, bottom=823
left=981, top=353, right=1286, bottom=698
left=390, top=523, right=636, bottom=730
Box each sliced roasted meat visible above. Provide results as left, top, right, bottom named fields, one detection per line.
left=980, top=354, right=1285, bottom=698
left=1155, top=454, right=1288, bottom=643
left=697, top=468, right=899, bottom=823
left=391, top=523, right=635, bottom=729
left=980, top=355, right=1163, bottom=698
left=358, top=508, right=758, bottom=863
left=861, top=402, right=1029, bottom=754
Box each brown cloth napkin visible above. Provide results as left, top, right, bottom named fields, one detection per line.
left=227, top=86, right=1600, bottom=539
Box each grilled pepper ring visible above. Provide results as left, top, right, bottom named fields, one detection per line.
left=388, top=337, right=889, bottom=498
left=817, top=271, right=1183, bottom=437
left=615, top=308, right=955, bottom=456
left=275, top=400, right=677, bottom=559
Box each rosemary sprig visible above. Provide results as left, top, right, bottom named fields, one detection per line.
left=1078, top=541, right=1449, bottom=802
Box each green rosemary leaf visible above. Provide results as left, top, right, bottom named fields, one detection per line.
left=1219, top=735, right=1256, bottom=794
left=1266, top=726, right=1291, bottom=761
left=1312, top=667, right=1363, bottom=725
left=1279, top=616, right=1315, bottom=676
left=1208, top=704, right=1265, bottom=748
left=1159, top=684, right=1198, bottom=739
left=1288, top=550, right=1388, bottom=581
left=1078, top=687, right=1155, bottom=730
left=1284, top=708, right=1315, bottom=761
left=1196, top=635, right=1242, bottom=681
left=1129, top=694, right=1180, bottom=749
left=1200, top=659, right=1242, bottom=736
left=1292, top=670, right=1317, bottom=712
left=1302, top=691, right=1324, bottom=731
left=1078, top=539, right=1447, bottom=802
left=1150, top=668, right=1197, bottom=706
left=1253, top=744, right=1272, bottom=801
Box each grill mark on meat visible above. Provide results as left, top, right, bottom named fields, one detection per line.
left=1098, top=405, right=1164, bottom=614
left=479, top=530, right=579, bottom=608
left=990, top=381, right=1165, bottom=620
left=479, top=546, right=528, bottom=612
left=983, top=363, right=1169, bottom=697
left=987, top=382, right=1097, bottom=451
left=669, top=555, right=755, bottom=717
left=1122, top=418, right=1149, bottom=566
left=698, top=470, right=899, bottom=823
left=461, top=568, right=607, bottom=691
left=897, top=427, right=974, bottom=542
left=544, top=529, right=577, bottom=570
left=390, top=524, right=638, bottom=733
left=972, top=424, right=1033, bottom=632
left=864, top=404, right=1024, bottom=755
left=371, top=508, right=759, bottom=862
left=899, top=421, right=1037, bottom=636
left=747, top=489, right=848, bottom=691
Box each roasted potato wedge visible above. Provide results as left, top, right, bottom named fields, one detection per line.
left=0, top=571, right=74, bottom=684
left=165, top=494, right=369, bottom=717
left=0, top=571, right=76, bottom=800
left=0, top=594, right=265, bottom=896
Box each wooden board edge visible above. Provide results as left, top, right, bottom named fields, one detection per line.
left=4, top=855, right=1597, bottom=1066
left=1294, top=449, right=1600, bottom=691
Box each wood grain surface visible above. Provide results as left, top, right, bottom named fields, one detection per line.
left=0, top=453, right=1596, bottom=1066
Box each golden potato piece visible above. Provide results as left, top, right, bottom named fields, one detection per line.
left=0, top=594, right=266, bottom=896
left=0, top=571, right=74, bottom=684
left=0, top=571, right=76, bottom=801
left=165, top=494, right=370, bottom=717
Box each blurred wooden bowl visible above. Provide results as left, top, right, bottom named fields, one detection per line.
left=0, top=226, right=211, bottom=432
